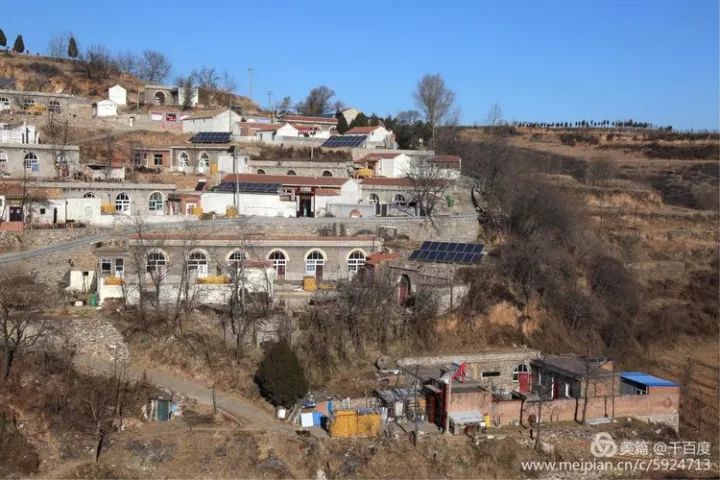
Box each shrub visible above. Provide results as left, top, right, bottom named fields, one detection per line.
left=255, top=339, right=308, bottom=407
left=586, top=157, right=619, bottom=185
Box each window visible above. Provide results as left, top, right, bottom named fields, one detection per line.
left=393, top=194, right=406, bottom=206
left=153, top=153, right=163, bottom=166
left=0, top=152, right=7, bottom=171
left=23, top=99, right=35, bottom=111
left=287, top=170, right=296, bottom=176
left=24, top=152, right=39, bottom=172
left=146, top=252, right=167, bottom=274
left=199, top=152, right=210, bottom=168
left=101, top=258, right=112, bottom=275
left=305, top=250, right=325, bottom=274
left=83, top=192, right=96, bottom=198
left=39, top=208, right=46, bottom=215
left=512, top=364, right=529, bottom=382
left=368, top=193, right=379, bottom=204
left=0, top=97, right=9, bottom=111
left=228, top=250, right=245, bottom=267
left=56, top=154, right=68, bottom=165
left=115, top=192, right=130, bottom=214
left=148, top=192, right=164, bottom=212
left=269, top=250, right=287, bottom=278
left=178, top=152, right=189, bottom=167
left=481, top=371, right=501, bottom=378
left=347, top=250, right=365, bottom=274
left=187, top=251, right=208, bottom=278
left=114, top=258, right=124, bottom=277
left=322, top=170, right=332, bottom=177
left=256, top=169, right=265, bottom=175
left=48, top=100, right=61, bottom=114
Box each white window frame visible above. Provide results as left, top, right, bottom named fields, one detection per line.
left=199, top=152, right=210, bottom=168
left=115, top=192, right=131, bottom=214
left=153, top=153, right=163, bottom=167
left=146, top=251, right=167, bottom=278
left=268, top=250, right=287, bottom=273
left=393, top=194, right=406, bottom=206
left=24, top=152, right=39, bottom=173
left=178, top=151, right=189, bottom=168
left=148, top=192, right=164, bottom=212
left=0, top=97, right=10, bottom=111
left=512, top=363, right=529, bottom=382
left=83, top=192, right=96, bottom=198
left=305, top=250, right=325, bottom=275
left=347, top=250, right=365, bottom=274
left=187, top=251, right=209, bottom=278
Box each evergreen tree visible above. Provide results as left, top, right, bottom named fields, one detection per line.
left=0, top=29, right=6, bottom=49
left=67, top=36, right=78, bottom=59
left=255, top=339, right=308, bottom=407
left=336, top=111, right=349, bottom=134
left=12, top=34, right=24, bottom=53
left=349, top=112, right=369, bottom=129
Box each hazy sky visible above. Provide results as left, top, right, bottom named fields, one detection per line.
left=3, top=0, right=718, bottom=129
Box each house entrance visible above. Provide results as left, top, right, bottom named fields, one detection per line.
left=297, top=194, right=314, bottom=217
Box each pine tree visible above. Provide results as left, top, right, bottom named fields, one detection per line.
left=0, top=29, right=6, bottom=48
left=336, top=111, right=349, bottom=134
left=12, top=34, right=24, bottom=53
left=255, top=339, right=308, bottom=407
left=67, top=36, right=78, bottom=59
left=349, top=112, right=369, bottom=129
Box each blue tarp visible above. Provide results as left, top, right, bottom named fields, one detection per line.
left=312, top=411, right=325, bottom=427
left=620, top=372, right=678, bottom=387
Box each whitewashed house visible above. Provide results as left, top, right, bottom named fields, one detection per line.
left=108, top=84, right=127, bottom=105
left=182, top=109, right=243, bottom=135
left=254, top=123, right=300, bottom=142
left=0, top=122, right=39, bottom=144
left=346, top=126, right=395, bottom=147
left=93, top=100, right=118, bottom=117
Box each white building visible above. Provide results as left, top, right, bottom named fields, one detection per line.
left=108, top=84, right=127, bottom=105
left=93, top=100, right=118, bottom=117
left=254, top=123, right=300, bottom=142
left=355, top=152, right=410, bottom=178
left=346, top=126, right=395, bottom=147
left=0, top=122, right=39, bottom=144
left=182, top=109, right=243, bottom=135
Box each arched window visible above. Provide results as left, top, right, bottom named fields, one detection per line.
left=0, top=97, right=10, bottom=111
left=148, top=192, right=164, bottom=212
left=133, top=153, right=145, bottom=167
left=347, top=250, right=366, bottom=274
left=228, top=250, right=245, bottom=268
left=83, top=192, right=96, bottom=198
left=23, top=99, right=35, bottom=111
left=24, top=152, right=39, bottom=172
left=287, top=170, right=296, bottom=176
left=0, top=152, right=7, bottom=171
left=115, top=192, right=130, bottom=214
left=48, top=100, right=61, bottom=114
left=322, top=170, right=332, bottom=177
left=178, top=151, right=189, bottom=168
left=305, top=250, right=325, bottom=275
left=257, top=169, right=266, bottom=175
left=199, top=152, right=210, bottom=168
left=187, top=251, right=208, bottom=277
left=154, top=91, right=166, bottom=105
left=368, top=193, right=379, bottom=204
left=393, top=194, right=406, bottom=206
left=512, top=364, right=529, bottom=382
left=56, top=154, right=69, bottom=165
left=146, top=251, right=167, bottom=275
left=268, top=250, right=287, bottom=279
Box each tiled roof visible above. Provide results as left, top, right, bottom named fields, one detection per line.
left=129, top=233, right=378, bottom=242
left=428, top=155, right=461, bottom=169
left=365, top=252, right=401, bottom=266
left=221, top=173, right=349, bottom=187
left=360, top=177, right=414, bottom=187
left=183, top=109, right=227, bottom=120
left=346, top=126, right=381, bottom=134
left=355, top=152, right=401, bottom=164
left=280, top=115, right=338, bottom=125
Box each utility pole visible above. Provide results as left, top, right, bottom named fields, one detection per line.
left=267, top=90, right=273, bottom=113
left=247, top=67, right=254, bottom=102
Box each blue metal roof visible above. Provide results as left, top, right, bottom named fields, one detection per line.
left=620, top=372, right=678, bottom=387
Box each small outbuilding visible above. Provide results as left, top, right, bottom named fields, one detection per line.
left=108, top=84, right=127, bottom=105
left=93, top=100, right=118, bottom=117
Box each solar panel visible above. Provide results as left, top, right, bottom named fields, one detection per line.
left=409, top=241, right=484, bottom=265
left=321, top=135, right=367, bottom=148
left=214, top=182, right=281, bottom=194
left=191, top=132, right=231, bottom=143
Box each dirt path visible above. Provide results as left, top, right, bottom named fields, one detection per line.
left=73, top=353, right=293, bottom=433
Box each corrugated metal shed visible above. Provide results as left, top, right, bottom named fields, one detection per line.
left=620, top=372, right=678, bottom=387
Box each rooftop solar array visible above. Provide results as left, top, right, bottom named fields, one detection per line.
left=190, top=132, right=231, bottom=143
left=214, top=182, right=281, bottom=194
left=408, top=241, right=484, bottom=264
left=321, top=135, right=366, bottom=148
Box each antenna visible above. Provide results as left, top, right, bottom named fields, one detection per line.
left=247, top=67, right=254, bottom=101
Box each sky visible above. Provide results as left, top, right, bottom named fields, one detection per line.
left=2, top=0, right=718, bottom=130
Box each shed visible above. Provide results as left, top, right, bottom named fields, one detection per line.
left=619, top=372, right=678, bottom=395
left=108, top=84, right=127, bottom=105
left=93, top=100, right=117, bottom=117
left=448, top=410, right=483, bottom=434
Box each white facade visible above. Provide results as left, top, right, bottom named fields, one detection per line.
left=177, top=87, right=199, bottom=108
left=94, top=100, right=118, bottom=117
left=256, top=123, right=300, bottom=142
left=69, top=270, right=96, bottom=293
left=366, top=126, right=391, bottom=143
left=378, top=153, right=411, bottom=178
left=108, top=84, right=127, bottom=105
left=200, top=192, right=296, bottom=217
left=0, top=122, right=38, bottom=144
left=182, top=109, right=243, bottom=134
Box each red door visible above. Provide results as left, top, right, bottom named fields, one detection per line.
left=518, top=372, right=530, bottom=393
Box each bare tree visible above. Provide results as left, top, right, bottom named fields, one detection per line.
left=137, top=50, right=171, bottom=83
left=82, top=363, right=130, bottom=462
left=403, top=157, right=451, bottom=218
left=485, top=102, right=504, bottom=126
left=192, top=66, right=220, bottom=89
left=78, top=44, right=116, bottom=80
left=46, top=32, right=73, bottom=58
left=413, top=73, right=456, bottom=144
left=296, top=86, right=335, bottom=116
left=176, top=75, right=195, bottom=111
left=115, top=51, right=140, bottom=76
left=277, top=96, right=293, bottom=115
left=221, top=70, right=237, bottom=93
left=0, top=269, right=50, bottom=383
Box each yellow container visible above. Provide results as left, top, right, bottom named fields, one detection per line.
left=484, top=414, right=491, bottom=428
left=210, top=164, right=219, bottom=175
left=303, top=276, right=317, bottom=292
left=329, top=410, right=380, bottom=438
left=101, top=203, right=115, bottom=215
left=226, top=206, right=238, bottom=217
left=197, top=275, right=230, bottom=284
left=104, top=276, right=124, bottom=285
left=192, top=206, right=203, bottom=217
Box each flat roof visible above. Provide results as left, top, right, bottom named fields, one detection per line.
left=620, top=372, right=678, bottom=387
left=448, top=411, right=483, bottom=424
left=222, top=173, right=350, bottom=188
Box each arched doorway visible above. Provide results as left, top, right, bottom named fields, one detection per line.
left=154, top=91, right=166, bottom=105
